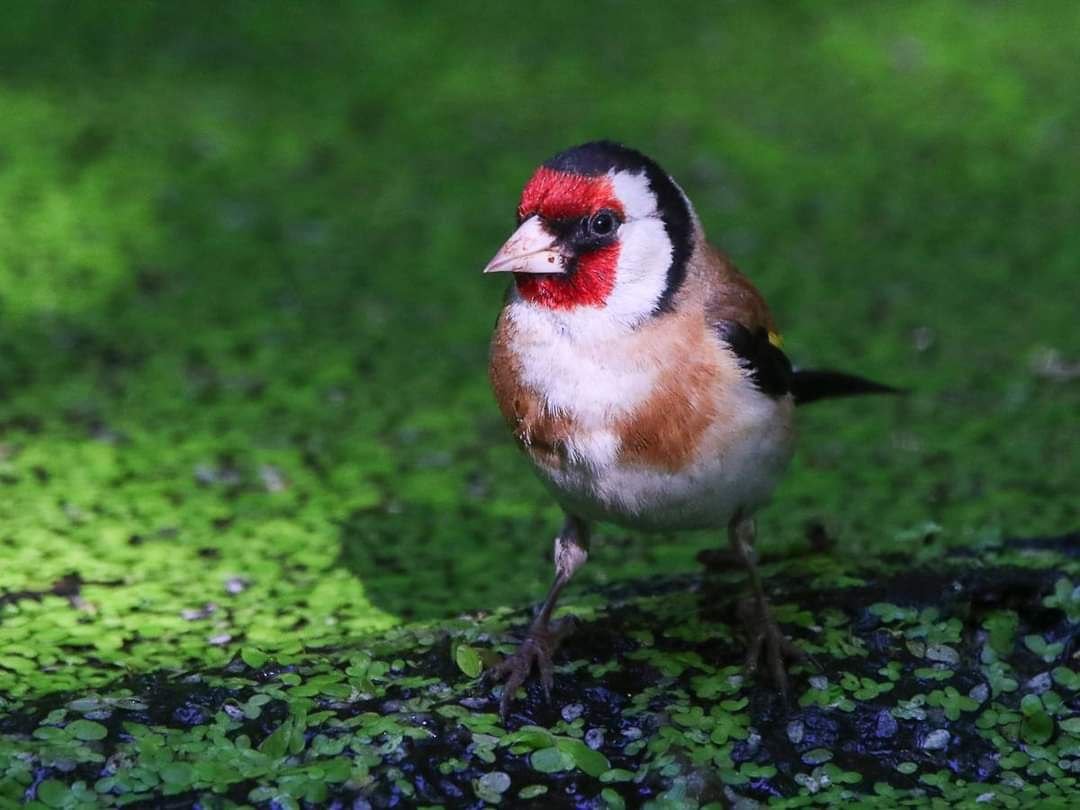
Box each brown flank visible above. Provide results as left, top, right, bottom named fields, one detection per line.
left=489, top=314, right=573, bottom=467
left=616, top=317, right=720, bottom=472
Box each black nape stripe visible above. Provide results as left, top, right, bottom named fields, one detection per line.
left=544, top=141, right=692, bottom=314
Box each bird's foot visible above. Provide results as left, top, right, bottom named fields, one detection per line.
left=738, top=595, right=809, bottom=700
left=489, top=618, right=574, bottom=719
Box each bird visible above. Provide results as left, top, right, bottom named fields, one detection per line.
left=483, top=141, right=895, bottom=718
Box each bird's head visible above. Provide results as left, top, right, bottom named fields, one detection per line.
left=484, top=141, right=695, bottom=327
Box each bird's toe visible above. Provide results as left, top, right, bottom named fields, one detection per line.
left=738, top=596, right=807, bottom=701
left=489, top=621, right=573, bottom=719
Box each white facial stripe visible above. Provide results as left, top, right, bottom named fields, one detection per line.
left=602, top=217, right=672, bottom=328
left=610, top=170, right=657, bottom=221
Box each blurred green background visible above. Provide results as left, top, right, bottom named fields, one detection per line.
left=0, top=1, right=1077, bottom=699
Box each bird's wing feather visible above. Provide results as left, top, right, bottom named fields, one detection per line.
left=789, top=369, right=899, bottom=406
left=712, top=320, right=794, bottom=398
left=696, top=245, right=794, bottom=399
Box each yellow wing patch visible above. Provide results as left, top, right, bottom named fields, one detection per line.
left=768, top=331, right=784, bottom=349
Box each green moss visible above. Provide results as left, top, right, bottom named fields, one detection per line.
left=0, top=0, right=1078, bottom=805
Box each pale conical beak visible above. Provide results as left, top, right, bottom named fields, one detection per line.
left=483, top=216, right=570, bottom=275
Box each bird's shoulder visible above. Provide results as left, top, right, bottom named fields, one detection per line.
left=689, top=243, right=793, bottom=399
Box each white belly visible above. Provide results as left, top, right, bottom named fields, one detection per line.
left=533, top=392, right=793, bottom=532
left=505, top=302, right=795, bottom=532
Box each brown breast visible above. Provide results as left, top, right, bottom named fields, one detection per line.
left=614, top=313, right=725, bottom=473
left=489, top=312, right=573, bottom=467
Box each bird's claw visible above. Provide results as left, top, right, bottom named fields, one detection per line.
left=488, top=618, right=573, bottom=719
left=738, top=596, right=811, bottom=701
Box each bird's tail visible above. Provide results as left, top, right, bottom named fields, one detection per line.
left=791, top=369, right=900, bottom=406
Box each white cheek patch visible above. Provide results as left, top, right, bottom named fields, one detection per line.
left=603, top=218, right=672, bottom=327
left=605, top=169, right=673, bottom=327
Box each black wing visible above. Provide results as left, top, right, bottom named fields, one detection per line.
left=714, top=321, right=899, bottom=405
left=714, top=321, right=793, bottom=398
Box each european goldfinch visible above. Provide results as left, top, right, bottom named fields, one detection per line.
left=484, top=141, right=895, bottom=717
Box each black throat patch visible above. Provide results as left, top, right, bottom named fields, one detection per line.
left=544, top=141, right=693, bottom=314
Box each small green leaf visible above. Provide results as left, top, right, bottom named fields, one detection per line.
left=455, top=644, right=483, bottom=678
left=161, top=762, right=194, bottom=786
left=241, top=647, right=268, bottom=669
left=1023, top=633, right=1065, bottom=663
left=869, top=603, right=911, bottom=623
left=37, top=779, right=70, bottom=807
left=502, top=726, right=555, bottom=751
left=983, top=611, right=1019, bottom=658
left=802, top=748, right=833, bottom=765
left=1000, top=751, right=1028, bottom=769
left=0, top=655, right=36, bottom=674
left=1020, top=694, right=1054, bottom=745
left=530, top=746, right=572, bottom=773
left=66, top=719, right=108, bottom=741
left=478, top=771, right=511, bottom=794
left=557, top=737, right=610, bottom=777
left=259, top=720, right=292, bottom=758
left=1049, top=669, right=1075, bottom=686
left=601, top=787, right=626, bottom=809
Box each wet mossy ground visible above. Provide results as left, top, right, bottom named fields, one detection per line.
left=1, top=1, right=1079, bottom=807
left=1, top=535, right=1077, bottom=807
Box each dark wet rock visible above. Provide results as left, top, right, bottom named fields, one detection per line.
left=875, top=709, right=898, bottom=738
left=785, top=719, right=805, bottom=744
left=920, top=728, right=950, bottom=750
left=584, top=727, right=605, bottom=750
left=1025, top=671, right=1053, bottom=694
left=560, top=702, right=584, bottom=722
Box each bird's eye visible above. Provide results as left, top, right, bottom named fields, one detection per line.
left=588, top=210, right=618, bottom=237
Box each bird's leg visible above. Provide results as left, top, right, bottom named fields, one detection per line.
left=729, top=513, right=805, bottom=699
left=490, top=514, right=589, bottom=718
